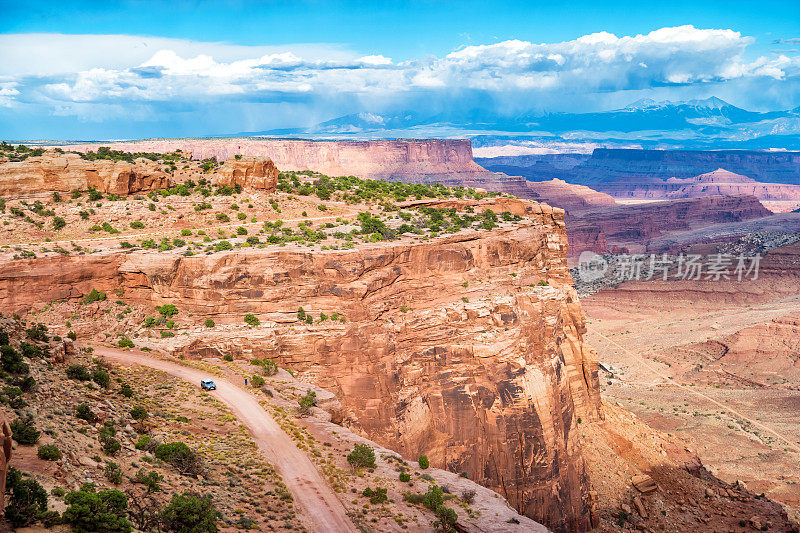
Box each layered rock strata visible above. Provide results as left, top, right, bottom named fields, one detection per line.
left=0, top=209, right=602, bottom=531
left=0, top=152, right=278, bottom=197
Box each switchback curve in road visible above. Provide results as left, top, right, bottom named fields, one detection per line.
left=94, top=345, right=357, bottom=533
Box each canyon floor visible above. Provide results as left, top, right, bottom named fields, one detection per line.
left=583, top=269, right=800, bottom=525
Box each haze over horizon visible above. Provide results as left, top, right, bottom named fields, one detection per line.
left=1, top=0, right=799, bottom=140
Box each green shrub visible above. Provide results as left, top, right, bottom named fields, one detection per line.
left=67, top=330, right=77, bottom=340
left=399, top=472, right=411, bottom=482
left=263, top=358, right=278, bottom=376
left=222, top=354, right=233, bottom=362
left=37, top=444, right=61, bottom=461
left=62, top=483, right=131, bottom=533
left=130, top=221, right=145, bottom=229
left=298, top=390, right=316, bottom=415
left=134, top=435, right=152, bottom=450
left=92, top=367, right=110, bottom=388
left=154, top=442, right=202, bottom=475
left=11, top=415, right=40, bottom=445
left=347, top=444, right=376, bottom=469
left=418, top=455, right=429, bottom=469
left=53, top=216, right=66, bottom=230
left=157, top=304, right=178, bottom=318
left=75, top=403, right=96, bottom=422
left=181, top=228, right=192, bottom=236
left=160, top=330, right=175, bottom=338
left=51, top=487, right=66, bottom=498
left=82, top=288, right=107, bottom=304
left=104, top=461, right=123, bottom=484
left=143, top=316, right=156, bottom=327
left=362, top=486, right=388, bottom=504
left=102, top=437, right=121, bottom=456
left=5, top=475, right=48, bottom=527
left=130, top=405, right=148, bottom=420
left=160, top=491, right=218, bottom=533
left=243, top=313, right=260, bottom=326
left=66, top=364, right=91, bottom=381
left=133, top=468, right=163, bottom=493
left=1, top=345, right=29, bottom=374
left=214, top=240, right=232, bottom=251
left=119, top=383, right=134, bottom=398
left=251, top=375, right=265, bottom=388
left=204, top=318, right=215, bottom=327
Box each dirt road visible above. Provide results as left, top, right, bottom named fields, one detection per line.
left=94, top=345, right=357, bottom=533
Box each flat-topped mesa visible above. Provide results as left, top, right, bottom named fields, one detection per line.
left=0, top=150, right=278, bottom=197
left=0, top=204, right=603, bottom=532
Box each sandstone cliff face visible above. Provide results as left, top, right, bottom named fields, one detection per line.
left=63, top=139, right=493, bottom=182
left=0, top=152, right=172, bottom=196
left=213, top=156, right=279, bottom=191
left=0, top=216, right=603, bottom=531
left=0, top=152, right=278, bottom=197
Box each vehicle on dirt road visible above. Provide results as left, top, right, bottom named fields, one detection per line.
left=200, top=379, right=217, bottom=391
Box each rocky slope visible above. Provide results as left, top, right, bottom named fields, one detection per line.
left=0, top=209, right=603, bottom=531
left=0, top=151, right=278, bottom=197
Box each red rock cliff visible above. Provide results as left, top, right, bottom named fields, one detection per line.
left=0, top=212, right=603, bottom=531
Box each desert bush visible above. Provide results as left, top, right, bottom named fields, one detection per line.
left=418, top=455, right=429, bottom=469
left=5, top=474, right=48, bottom=527
left=251, top=375, right=265, bottom=388
left=461, top=489, right=476, bottom=505
left=362, top=486, right=388, bottom=504
left=62, top=483, right=131, bottom=533
left=133, top=468, right=163, bottom=493
left=154, top=442, right=203, bottom=475
left=102, top=437, right=121, bottom=456
left=134, top=435, right=152, bottom=450
left=11, top=415, right=40, bottom=445
left=298, top=390, right=316, bottom=416
left=160, top=491, right=218, bottom=533
left=82, top=288, right=107, bottom=304
left=119, top=383, right=134, bottom=398
left=37, top=444, right=61, bottom=461
left=53, top=216, right=66, bottom=230
left=104, top=461, right=123, bottom=484
left=214, top=240, right=232, bottom=251
left=75, top=403, right=96, bottom=422
left=347, top=444, right=376, bottom=469
left=66, top=364, right=91, bottom=381
left=243, top=313, right=260, bottom=326
left=67, top=330, right=77, bottom=340
left=157, top=304, right=178, bottom=318
left=25, top=322, right=48, bottom=342
left=1, top=346, right=29, bottom=374
left=399, top=472, right=411, bottom=482
left=180, top=228, right=192, bottom=236
left=92, top=367, right=111, bottom=388
left=263, top=358, right=278, bottom=376
left=130, top=405, right=148, bottom=420
left=130, top=221, right=145, bottom=229
left=204, top=318, right=215, bottom=327
left=222, top=354, right=233, bottom=362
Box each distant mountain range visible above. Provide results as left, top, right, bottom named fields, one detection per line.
left=254, top=97, right=800, bottom=150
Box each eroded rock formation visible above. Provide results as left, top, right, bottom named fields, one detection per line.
left=0, top=152, right=172, bottom=196
left=0, top=207, right=603, bottom=531
left=0, top=151, right=278, bottom=197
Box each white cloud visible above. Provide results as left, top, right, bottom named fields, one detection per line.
left=2, top=26, right=799, bottom=134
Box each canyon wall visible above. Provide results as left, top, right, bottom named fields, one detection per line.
left=0, top=152, right=278, bottom=197
left=58, top=139, right=620, bottom=212
left=61, top=138, right=498, bottom=183
left=478, top=149, right=800, bottom=185
left=565, top=195, right=772, bottom=258
left=0, top=217, right=603, bottom=532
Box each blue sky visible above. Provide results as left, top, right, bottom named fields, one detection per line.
left=1, top=0, right=799, bottom=139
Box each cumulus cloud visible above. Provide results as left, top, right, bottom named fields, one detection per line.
left=2, top=26, right=799, bottom=136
